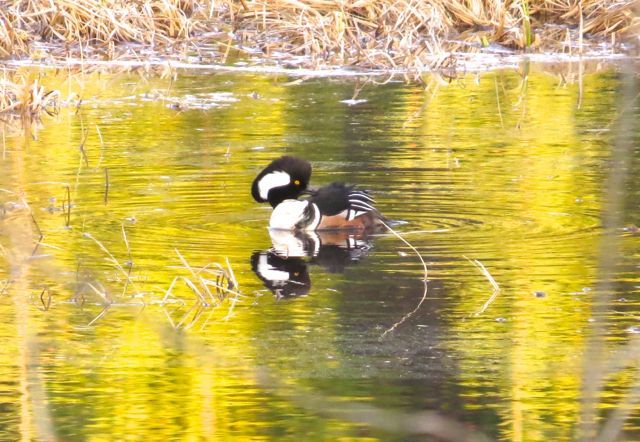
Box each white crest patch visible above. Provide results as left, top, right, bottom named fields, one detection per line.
left=256, top=254, right=290, bottom=282
left=258, top=170, right=291, bottom=200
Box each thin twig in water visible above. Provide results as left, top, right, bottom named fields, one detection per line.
left=64, top=185, right=71, bottom=227
left=104, top=167, right=109, bottom=205
left=95, top=125, right=105, bottom=168
left=380, top=220, right=428, bottom=280
left=464, top=256, right=500, bottom=291
left=20, top=196, right=45, bottom=257
left=0, top=189, right=44, bottom=256
left=163, top=307, right=176, bottom=328
left=494, top=75, right=504, bottom=129
left=78, top=128, right=89, bottom=167
left=474, top=290, right=500, bottom=317
left=223, top=291, right=242, bottom=321
left=175, top=302, right=202, bottom=329
left=29, top=213, right=44, bottom=254
left=200, top=278, right=245, bottom=299
left=121, top=223, right=131, bottom=264
left=199, top=308, right=217, bottom=331
left=464, top=255, right=501, bottom=316
left=39, top=287, right=52, bottom=311
left=162, top=275, right=182, bottom=304
left=163, top=253, right=243, bottom=324
left=186, top=277, right=210, bottom=304
left=380, top=220, right=429, bottom=338
left=174, top=248, right=215, bottom=304
left=184, top=276, right=208, bottom=304
left=121, top=223, right=133, bottom=296
left=83, top=232, right=137, bottom=294
left=182, top=305, right=206, bottom=331
left=225, top=257, right=239, bottom=290
left=87, top=305, right=111, bottom=327
left=30, top=182, right=71, bottom=228
left=87, top=282, right=111, bottom=305
left=381, top=281, right=428, bottom=339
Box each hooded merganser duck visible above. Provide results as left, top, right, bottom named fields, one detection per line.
left=251, top=251, right=311, bottom=298
left=251, top=156, right=385, bottom=231
left=268, top=229, right=372, bottom=260
left=251, top=230, right=372, bottom=298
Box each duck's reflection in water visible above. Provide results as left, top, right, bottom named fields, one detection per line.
left=251, top=230, right=373, bottom=299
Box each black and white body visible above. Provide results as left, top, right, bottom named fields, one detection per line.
left=251, top=230, right=373, bottom=298
left=251, top=251, right=311, bottom=298
left=251, top=156, right=385, bottom=231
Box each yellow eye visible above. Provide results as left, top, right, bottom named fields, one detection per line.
left=294, top=179, right=300, bottom=186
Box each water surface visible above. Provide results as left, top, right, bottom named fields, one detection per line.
left=1, top=62, right=639, bottom=440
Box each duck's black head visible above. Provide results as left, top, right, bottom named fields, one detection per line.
left=250, top=251, right=311, bottom=298
left=251, top=156, right=312, bottom=207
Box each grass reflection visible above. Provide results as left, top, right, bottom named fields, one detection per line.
left=0, top=63, right=638, bottom=439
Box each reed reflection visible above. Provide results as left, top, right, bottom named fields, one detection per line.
left=251, top=229, right=373, bottom=299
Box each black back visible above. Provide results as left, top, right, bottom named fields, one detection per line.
left=251, top=156, right=312, bottom=207
left=309, top=182, right=377, bottom=217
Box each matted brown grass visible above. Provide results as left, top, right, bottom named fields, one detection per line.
left=0, top=0, right=637, bottom=71
left=0, top=72, right=59, bottom=124
left=1, top=1, right=636, bottom=115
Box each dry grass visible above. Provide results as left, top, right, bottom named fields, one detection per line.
left=0, top=0, right=637, bottom=116
left=0, top=72, right=59, bottom=119
left=165, top=248, right=242, bottom=306
left=233, top=0, right=638, bottom=70
left=1, top=0, right=208, bottom=54
left=0, top=0, right=636, bottom=71
left=0, top=2, right=635, bottom=173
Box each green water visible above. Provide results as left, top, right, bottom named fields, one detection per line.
left=1, top=62, right=639, bottom=440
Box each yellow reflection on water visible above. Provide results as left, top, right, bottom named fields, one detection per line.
left=0, top=64, right=638, bottom=440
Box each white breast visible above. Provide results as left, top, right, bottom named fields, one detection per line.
left=269, top=229, right=319, bottom=257
left=269, top=199, right=309, bottom=230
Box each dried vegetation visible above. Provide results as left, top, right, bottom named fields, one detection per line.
left=232, top=0, right=638, bottom=70
left=0, top=72, right=60, bottom=133
left=0, top=0, right=636, bottom=65
left=0, top=73, right=59, bottom=117
left=0, top=0, right=638, bottom=115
